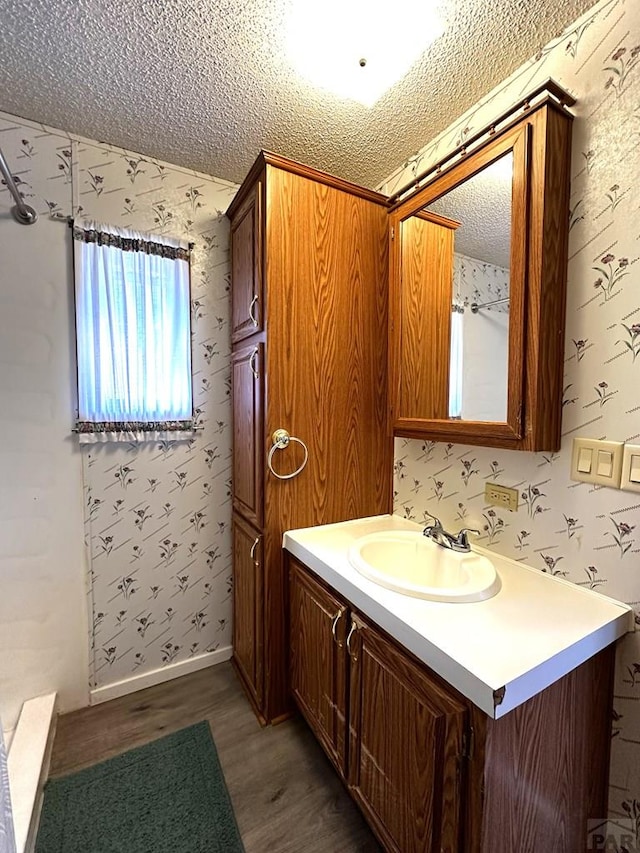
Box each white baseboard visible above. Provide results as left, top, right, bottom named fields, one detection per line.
left=7, top=692, right=57, bottom=853
left=89, top=646, right=233, bottom=705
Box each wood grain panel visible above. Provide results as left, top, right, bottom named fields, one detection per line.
left=398, top=213, right=455, bottom=419
left=348, top=615, right=466, bottom=853
left=231, top=342, right=264, bottom=528
left=288, top=558, right=348, bottom=777
left=480, top=645, right=615, bottom=853
left=522, top=103, right=573, bottom=451
left=231, top=179, right=262, bottom=343
left=226, top=151, right=387, bottom=220
left=262, top=164, right=392, bottom=720
left=232, top=513, right=264, bottom=712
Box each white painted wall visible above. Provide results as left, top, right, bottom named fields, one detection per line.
left=0, top=124, right=88, bottom=733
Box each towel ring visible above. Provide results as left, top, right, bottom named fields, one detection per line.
left=267, top=429, right=309, bottom=480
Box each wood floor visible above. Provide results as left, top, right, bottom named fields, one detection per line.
left=49, top=662, right=381, bottom=853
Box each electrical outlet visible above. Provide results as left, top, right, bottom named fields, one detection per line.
left=485, top=482, right=519, bottom=511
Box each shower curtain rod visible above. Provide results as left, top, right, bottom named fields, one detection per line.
left=0, top=145, right=38, bottom=225
left=470, top=296, right=510, bottom=314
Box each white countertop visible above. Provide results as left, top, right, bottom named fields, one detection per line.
left=283, top=514, right=634, bottom=718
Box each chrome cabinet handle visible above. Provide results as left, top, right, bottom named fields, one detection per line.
left=346, top=621, right=358, bottom=661
left=249, top=347, right=259, bottom=379
left=249, top=294, right=259, bottom=327
left=331, top=608, right=346, bottom=648
left=267, top=429, right=309, bottom=480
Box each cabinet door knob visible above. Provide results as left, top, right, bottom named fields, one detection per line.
left=249, top=294, right=259, bottom=327
left=331, top=608, right=346, bottom=647
left=346, top=621, right=358, bottom=661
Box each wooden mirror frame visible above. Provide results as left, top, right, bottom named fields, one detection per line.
left=388, top=92, right=573, bottom=451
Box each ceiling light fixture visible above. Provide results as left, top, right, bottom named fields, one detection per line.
left=286, top=0, right=447, bottom=107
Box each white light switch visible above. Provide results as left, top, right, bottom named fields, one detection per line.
left=577, top=448, right=592, bottom=473
left=621, top=444, right=640, bottom=493
left=597, top=450, right=613, bottom=477
left=571, top=438, right=623, bottom=488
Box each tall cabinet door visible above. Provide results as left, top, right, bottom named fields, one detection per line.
left=348, top=616, right=467, bottom=853
left=232, top=513, right=264, bottom=714
left=231, top=180, right=263, bottom=343
left=232, top=342, right=264, bottom=528
left=289, top=558, right=348, bottom=776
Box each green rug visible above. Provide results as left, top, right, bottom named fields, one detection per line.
left=35, top=721, right=245, bottom=853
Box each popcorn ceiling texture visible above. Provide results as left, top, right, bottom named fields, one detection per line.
left=0, top=0, right=597, bottom=188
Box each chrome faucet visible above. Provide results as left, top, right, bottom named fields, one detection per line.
left=422, top=513, right=479, bottom=553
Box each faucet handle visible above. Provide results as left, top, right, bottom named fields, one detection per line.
left=455, top=527, right=480, bottom=549
left=422, top=511, right=443, bottom=536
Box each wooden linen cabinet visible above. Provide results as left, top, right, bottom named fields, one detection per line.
left=227, top=152, right=392, bottom=724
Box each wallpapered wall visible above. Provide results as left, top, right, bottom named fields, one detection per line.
left=380, top=0, right=640, bottom=820
left=0, top=110, right=238, bottom=704
left=74, top=139, right=237, bottom=693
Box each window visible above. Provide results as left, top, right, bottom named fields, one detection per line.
left=73, top=221, right=193, bottom=442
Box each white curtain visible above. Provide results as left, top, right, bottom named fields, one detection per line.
left=74, top=221, right=193, bottom=441
left=0, top=726, right=16, bottom=853
left=448, top=307, right=464, bottom=418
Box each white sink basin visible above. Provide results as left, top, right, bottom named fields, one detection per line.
left=347, top=531, right=501, bottom=603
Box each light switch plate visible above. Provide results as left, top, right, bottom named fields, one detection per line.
left=571, top=438, right=624, bottom=488
left=621, top=444, right=640, bottom=493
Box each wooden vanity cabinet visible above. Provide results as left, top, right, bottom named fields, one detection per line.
left=348, top=612, right=467, bottom=853
left=288, top=557, right=468, bottom=853
left=289, top=559, right=348, bottom=775
left=287, top=555, right=615, bottom=853
left=228, top=153, right=392, bottom=723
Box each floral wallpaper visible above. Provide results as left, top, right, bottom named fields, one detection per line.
left=0, top=110, right=238, bottom=693
left=381, top=0, right=640, bottom=823
left=453, top=253, right=509, bottom=313
left=74, top=139, right=237, bottom=689
left=0, top=726, right=15, bottom=853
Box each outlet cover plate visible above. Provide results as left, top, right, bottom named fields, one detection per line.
left=485, top=482, right=519, bottom=511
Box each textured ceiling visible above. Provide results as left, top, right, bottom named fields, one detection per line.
left=426, top=153, right=513, bottom=269
left=0, top=0, right=594, bottom=189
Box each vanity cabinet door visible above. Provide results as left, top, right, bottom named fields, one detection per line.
left=348, top=615, right=467, bottom=853
left=231, top=179, right=262, bottom=343
left=232, top=513, right=264, bottom=715
left=231, top=342, right=264, bottom=528
left=289, top=559, right=348, bottom=777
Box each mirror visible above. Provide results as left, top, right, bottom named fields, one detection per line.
left=424, top=152, right=512, bottom=422
left=388, top=85, right=575, bottom=451
left=389, top=119, right=529, bottom=445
